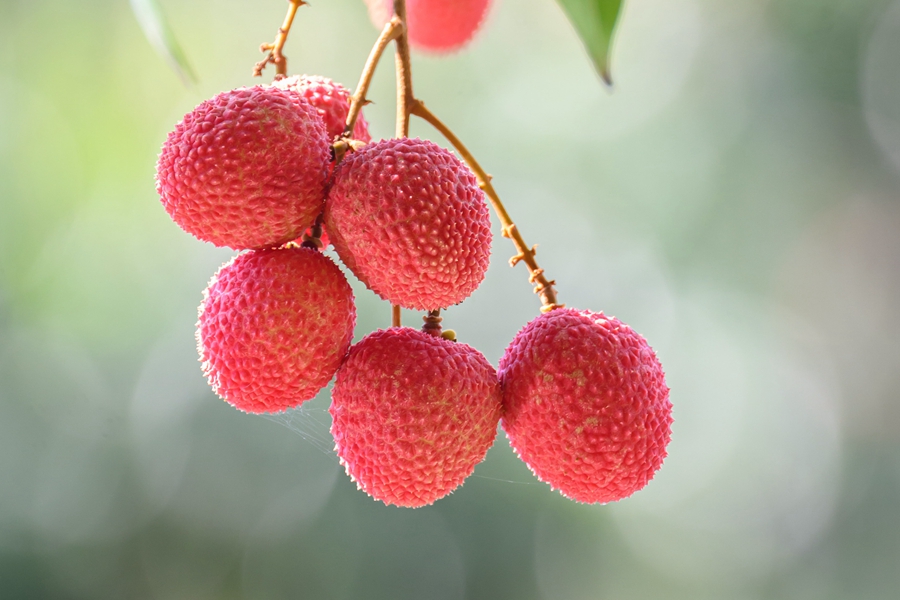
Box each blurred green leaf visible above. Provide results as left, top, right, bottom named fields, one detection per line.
left=130, top=0, right=197, bottom=85
left=555, top=0, right=623, bottom=85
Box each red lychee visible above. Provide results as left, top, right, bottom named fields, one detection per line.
left=330, top=327, right=502, bottom=507
left=197, top=246, right=355, bottom=413
left=325, top=138, right=492, bottom=310
left=156, top=86, right=330, bottom=250
left=499, top=308, right=672, bottom=504
left=272, top=75, right=371, bottom=143
left=364, top=0, right=492, bottom=53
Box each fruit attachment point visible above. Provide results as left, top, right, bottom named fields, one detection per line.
left=300, top=215, right=325, bottom=250
left=422, top=309, right=443, bottom=336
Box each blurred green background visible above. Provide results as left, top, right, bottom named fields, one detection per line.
left=2, top=0, right=900, bottom=597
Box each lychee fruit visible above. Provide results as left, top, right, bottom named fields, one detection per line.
left=272, top=75, right=371, bottom=143
left=364, top=0, right=492, bottom=53
left=197, top=246, right=355, bottom=413
left=325, top=137, right=492, bottom=310
left=499, top=308, right=672, bottom=504
left=156, top=86, right=330, bottom=250
left=330, top=327, right=502, bottom=507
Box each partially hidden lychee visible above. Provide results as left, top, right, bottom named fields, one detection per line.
left=272, top=75, right=371, bottom=143
left=364, top=0, right=492, bottom=53
left=499, top=308, right=672, bottom=504
left=330, top=327, right=502, bottom=507
left=156, top=86, right=330, bottom=250
left=197, top=246, right=355, bottom=413
left=325, top=137, right=492, bottom=310
left=274, top=75, right=370, bottom=250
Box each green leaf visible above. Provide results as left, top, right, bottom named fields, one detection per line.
left=555, top=0, right=623, bottom=85
left=130, top=0, right=198, bottom=85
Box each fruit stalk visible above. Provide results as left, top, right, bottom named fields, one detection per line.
left=340, top=0, right=560, bottom=314
left=410, top=100, right=562, bottom=313
left=422, top=309, right=442, bottom=336
left=390, top=0, right=414, bottom=328
left=254, top=0, right=307, bottom=77
left=300, top=213, right=325, bottom=249
left=342, top=17, right=403, bottom=139
left=336, top=2, right=413, bottom=327
left=393, top=0, right=415, bottom=139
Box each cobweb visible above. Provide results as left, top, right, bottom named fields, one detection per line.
left=261, top=386, right=339, bottom=461
left=262, top=385, right=538, bottom=486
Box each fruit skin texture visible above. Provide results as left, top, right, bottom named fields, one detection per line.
left=365, top=0, right=492, bottom=53
left=330, top=327, right=502, bottom=508
left=156, top=86, right=330, bottom=250
left=272, top=75, right=371, bottom=143
left=325, top=137, right=492, bottom=310
left=197, top=246, right=355, bottom=414
left=499, top=308, right=672, bottom=504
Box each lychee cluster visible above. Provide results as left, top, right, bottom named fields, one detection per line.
left=156, top=71, right=671, bottom=507
left=156, top=77, right=494, bottom=505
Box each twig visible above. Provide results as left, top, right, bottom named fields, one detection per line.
left=300, top=214, right=325, bottom=250
left=342, top=17, right=403, bottom=138
left=393, top=0, right=414, bottom=138
left=410, top=99, right=563, bottom=313
left=388, top=0, right=416, bottom=327
left=253, top=0, right=306, bottom=77
left=322, top=5, right=408, bottom=327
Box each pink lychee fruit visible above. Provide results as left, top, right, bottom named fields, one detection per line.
left=330, top=327, right=502, bottom=507
left=197, top=246, right=355, bottom=413
left=272, top=75, right=371, bottom=143
left=156, top=86, right=330, bottom=250
left=499, top=308, right=672, bottom=504
left=364, top=0, right=492, bottom=53
left=325, top=137, right=492, bottom=310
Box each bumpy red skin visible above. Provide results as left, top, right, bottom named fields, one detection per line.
left=156, top=86, right=330, bottom=250
left=499, top=309, right=672, bottom=504
left=197, top=247, right=355, bottom=414
left=365, top=0, right=492, bottom=53
left=325, top=138, right=492, bottom=310
left=272, top=75, right=371, bottom=143
left=330, top=327, right=502, bottom=508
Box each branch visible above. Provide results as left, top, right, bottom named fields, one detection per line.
left=410, top=100, right=563, bottom=313
left=253, top=0, right=306, bottom=78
